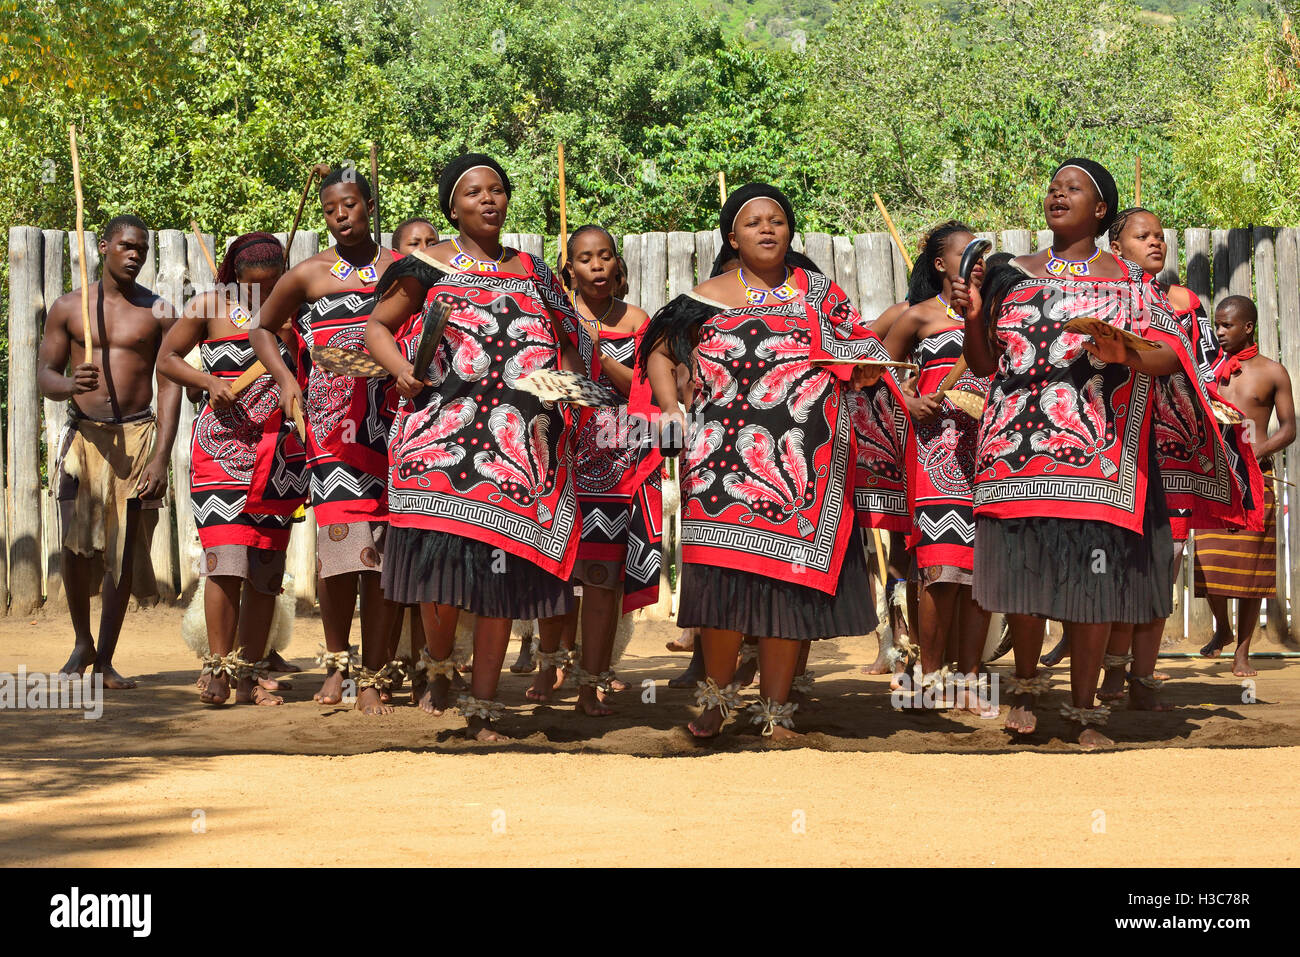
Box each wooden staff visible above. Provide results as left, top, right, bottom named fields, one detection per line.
left=369, top=141, right=381, bottom=248
left=1135, top=155, right=1143, bottom=207
left=873, top=192, right=913, bottom=272
left=718, top=171, right=727, bottom=207
left=557, top=142, right=569, bottom=272
left=69, top=124, right=92, bottom=360
left=285, top=162, right=330, bottom=268
left=191, top=220, right=270, bottom=398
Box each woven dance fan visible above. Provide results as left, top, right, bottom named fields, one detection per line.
left=310, top=345, right=389, bottom=378
left=517, top=369, right=622, bottom=407
left=1063, top=316, right=1161, bottom=352
left=945, top=389, right=986, bottom=419
left=1210, top=398, right=1243, bottom=426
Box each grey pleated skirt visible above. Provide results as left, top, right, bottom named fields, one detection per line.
left=381, top=526, right=575, bottom=620
left=677, top=536, right=878, bottom=640
left=973, top=457, right=1173, bottom=624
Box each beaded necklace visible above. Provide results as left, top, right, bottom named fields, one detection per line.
left=936, top=294, right=962, bottom=322
left=450, top=237, right=506, bottom=273
left=1045, top=246, right=1102, bottom=277
left=736, top=267, right=798, bottom=305
left=329, top=244, right=381, bottom=284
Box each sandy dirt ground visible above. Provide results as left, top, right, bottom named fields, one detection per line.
left=2, top=604, right=1298, bottom=866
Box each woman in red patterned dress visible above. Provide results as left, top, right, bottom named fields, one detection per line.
left=639, top=183, right=883, bottom=741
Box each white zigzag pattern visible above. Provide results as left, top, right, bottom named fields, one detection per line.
left=624, top=534, right=660, bottom=582
left=917, top=509, right=975, bottom=544
left=192, top=496, right=249, bottom=523
left=580, top=507, right=630, bottom=540
left=310, top=468, right=384, bottom=500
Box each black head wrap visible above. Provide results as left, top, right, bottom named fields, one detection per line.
left=1052, top=158, right=1119, bottom=237
left=438, top=153, right=512, bottom=223
left=712, top=183, right=798, bottom=276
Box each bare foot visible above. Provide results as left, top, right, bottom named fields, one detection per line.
left=1003, top=693, right=1037, bottom=734
left=59, top=645, right=97, bottom=675
left=314, top=668, right=345, bottom=705
left=765, top=724, right=806, bottom=744
left=1154, top=669, right=1172, bottom=682
left=257, top=675, right=291, bottom=692
left=466, top=717, right=507, bottom=742
left=355, top=686, right=394, bottom=715
left=96, top=665, right=137, bottom=689
left=956, top=685, right=999, bottom=719
left=665, top=630, right=694, bottom=653
left=200, top=673, right=230, bottom=705
left=417, top=675, right=452, bottom=716
left=577, top=686, right=614, bottom=717
left=266, top=650, right=301, bottom=673
left=606, top=673, right=628, bottom=693
left=888, top=658, right=908, bottom=691
left=509, top=637, right=536, bottom=674
left=668, top=655, right=705, bottom=689
left=451, top=668, right=469, bottom=691
left=1097, top=666, right=1127, bottom=702
left=1200, top=629, right=1233, bottom=659
left=1078, top=727, right=1114, bottom=751
left=1040, top=634, right=1070, bottom=667
left=236, top=678, right=283, bottom=706
left=1232, top=650, right=1258, bottom=678
left=1127, top=680, right=1173, bottom=712
left=688, top=705, right=725, bottom=739
left=526, top=665, right=558, bottom=703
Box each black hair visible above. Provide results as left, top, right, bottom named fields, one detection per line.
left=103, top=214, right=148, bottom=242
left=392, top=217, right=437, bottom=248
left=978, top=254, right=1023, bottom=355
left=1217, top=294, right=1258, bottom=327
left=318, top=166, right=372, bottom=202
left=1107, top=207, right=1158, bottom=247
left=559, top=224, right=623, bottom=291
left=216, top=232, right=283, bottom=286
left=906, top=220, right=971, bottom=305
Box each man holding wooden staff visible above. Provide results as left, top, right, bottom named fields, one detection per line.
left=39, top=214, right=182, bottom=688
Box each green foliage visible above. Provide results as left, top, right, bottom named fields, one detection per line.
left=1171, top=2, right=1300, bottom=224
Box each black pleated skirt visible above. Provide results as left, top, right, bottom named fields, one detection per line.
left=973, top=452, right=1173, bottom=624
left=677, top=536, right=877, bottom=640
left=381, top=526, right=575, bottom=620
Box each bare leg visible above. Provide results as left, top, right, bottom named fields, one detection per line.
left=355, top=570, right=400, bottom=715
left=528, top=610, right=572, bottom=702
left=416, top=602, right=458, bottom=714
left=576, top=586, right=619, bottom=716
left=757, top=636, right=804, bottom=742
left=689, top=627, right=744, bottom=738
left=1004, top=614, right=1045, bottom=734
left=314, top=570, right=358, bottom=704
left=93, top=508, right=141, bottom=689
left=917, top=579, right=960, bottom=676
left=1066, top=620, right=1115, bottom=750
left=1200, top=595, right=1234, bottom=658
left=954, top=587, right=996, bottom=716
left=789, top=640, right=814, bottom=710
left=1098, top=623, right=1133, bottom=701
left=198, top=575, right=240, bottom=704
left=1233, top=597, right=1261, bottom=677
left=733, top=636, right=760, bottom=687
left=466, top=615, right=512, bottom=741
left=1040, top=629, right=1070, bottom=667
left=1128, top=618, right=1173, bottom=711
left=667, top=640, right=705, bottom=689
left=235, top=584, right=282, bottom=705
left=59, top=550, right=98, bottom=674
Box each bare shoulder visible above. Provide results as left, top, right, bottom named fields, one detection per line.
left=1014, top=251, right=1047, bottom=273
left=138, top=287, right=176, bottom=321
left=693, top=273, right=735, bottom=300
left=47, top=287, right=86, bottom=324
left=1165, top=283, right=1192, bottom=313
left=622, top=302, right=650, bottom=325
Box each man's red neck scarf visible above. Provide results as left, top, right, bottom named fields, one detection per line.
left=1214, top=343, right=1259, bottom=385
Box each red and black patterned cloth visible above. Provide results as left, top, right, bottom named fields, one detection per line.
left=190, top=334, right=307, bottom=550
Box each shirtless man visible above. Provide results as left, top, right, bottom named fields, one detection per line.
left=249, top=167, right=403, bottom=715
left=1194, top=296, right=1295, bottom=676
left=39, top=215, right=181, bottom=688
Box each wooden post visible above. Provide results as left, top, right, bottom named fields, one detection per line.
left=832, top=235, right=858, bottom=303
left=890, top=237, right=910, bottom=303
left=556, top=143, right=568, bottom=272
left=803, top=232, right=834, bottom=278
left=285, top=230, right=320, bottom=610
left=1035, top=229, right=1054, bottom=253
left=789, top=232, right=805, bottom=255
left=1182, top=227, right=1214, bottom=640
left=640, top=232, right=668, bottom=318
left=666, top=232, right=695, bottom=301
left=1158, top=228, right=1181, bottom=287
left=7, top=227, right=46, bottom=614
left=516, top=233, right=544, bottom=263
left=155, top=230, right=197, bottom=597
left=1275, top=227, right=1300, bottom=640
left=622, top=234, right=644, bottom=307
left=853, top=232, right=896, bottom=322
left=999, top=230, right=1032, bottom=257
left=41, top=230, right=66, bottom=608
left=1251, top=227, right=1287, bottom=638
left=1227, top=228, right=1253, bottom=297
left=694, top=230, right=718, bottom=284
